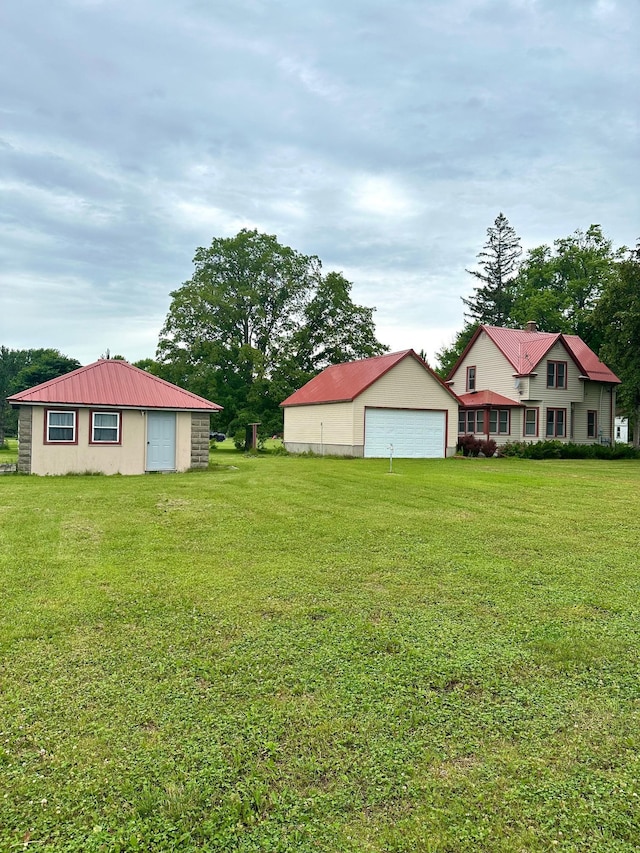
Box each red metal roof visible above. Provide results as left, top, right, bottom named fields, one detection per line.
left=457, top=390, right=523, bottom=408
left=281, top=349, right=458, bottom=407
left=7, top=359, right=223, bottom=410
left=479, top=326, right=620, bottom=383
left=562, top=335, right=621, bottom=383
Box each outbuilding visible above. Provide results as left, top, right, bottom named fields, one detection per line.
left=7, top=359, right=222, bottom=475
left=281, top=349, right=460, bottom=458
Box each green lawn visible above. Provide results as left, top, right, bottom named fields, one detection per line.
left=1, top=452, right=639, bottom=851
left=0, top=438, right=17, bottom=464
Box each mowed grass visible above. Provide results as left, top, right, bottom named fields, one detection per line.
left=1, top=453, right=640, bottom=852
left=0, top=438, right=18, bottom=464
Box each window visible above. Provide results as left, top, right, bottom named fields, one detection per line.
left=524, top=408, right=538, bottom=437
left=459, top=410, right=484, bottom=434
left=546, top=408, right=566, bottom=437
left=547, top=360, right=567, bottom=389
left=466, top=366, right=476, bottom=392
left=91, top=411, right=121, bottom=444
left=46, top=409, right=77, bottom=443
left=489, top=409, right=510, bottom=435
left=587, top=410, right=597, bottom=439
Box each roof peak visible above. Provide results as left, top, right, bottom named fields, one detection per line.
left=8, top=358, right=223, bottom=409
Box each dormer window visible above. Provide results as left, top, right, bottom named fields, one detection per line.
left=546, top=360, right=567, bottom=389
left=466, top=365, right=476, bottom=392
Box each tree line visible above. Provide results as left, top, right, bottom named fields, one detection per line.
left=2, top=221, right=638, bottom=446
left=0, top=349, right=81, bottom=445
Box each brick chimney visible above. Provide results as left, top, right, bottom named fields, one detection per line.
left=525, top=321, right=538, bottom=333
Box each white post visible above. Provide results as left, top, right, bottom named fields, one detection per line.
left=389, top=443, right=393, bottom=474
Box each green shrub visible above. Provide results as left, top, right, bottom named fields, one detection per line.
left=500, top=439, right=640, bottom=460
left=233, top=429, right=247, bottom=451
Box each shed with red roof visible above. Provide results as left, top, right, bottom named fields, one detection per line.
left=7, top=359, right=222, bottom=475
left=280, top=350, right=460, bottom=458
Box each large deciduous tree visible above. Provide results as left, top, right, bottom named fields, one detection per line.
left=594, top=243, right=640, bottom=445
left=0, top=348, right=81, bottom=444
left=510, top=225, right=621, bottom=350
left=156, top=229, right=387, bottom=435
left=462, top=213, right=522, bottom=326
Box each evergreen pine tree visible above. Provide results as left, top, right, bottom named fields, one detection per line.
left=462, top=213, right=522, bottom=326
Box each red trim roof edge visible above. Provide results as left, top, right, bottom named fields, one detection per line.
left=7, top=359, right=223, bottom=410
left=281, top=349, right=461, bottom=407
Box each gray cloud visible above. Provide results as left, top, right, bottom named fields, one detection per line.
left=1, top=0, right=638, bottom=365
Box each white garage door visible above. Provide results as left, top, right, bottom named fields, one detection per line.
left=364, top=408, right=446, bottom=458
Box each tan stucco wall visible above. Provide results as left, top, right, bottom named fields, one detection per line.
left=28, top=408, right=195, bottom=475
left=174, top=411, right=194, bottom=471
left=283, top=356, right=459, bottom=456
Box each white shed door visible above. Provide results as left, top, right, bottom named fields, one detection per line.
left=146, top=411, right=177, bottom=471
left=364, top=408, right=446, bottom=458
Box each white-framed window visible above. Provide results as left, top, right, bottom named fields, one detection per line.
left=46, top=409, right=77, bottom=444
left=587, top=410, right=598, bottom=439
left=90, top=411, right=121, bottom=444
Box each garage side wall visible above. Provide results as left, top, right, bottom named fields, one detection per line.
left=354, top=357, right=458, bottom=456
left=283, top=401, right=360, bottom=456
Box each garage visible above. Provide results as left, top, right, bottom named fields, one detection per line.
left=281, top=349, right=459, bottom=457
left=364, top=407, right=446, bottom=458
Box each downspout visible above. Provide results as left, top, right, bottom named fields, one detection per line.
left=599, top=384, right=604, bottom=443
left=610, top=386, right=614, bottom=443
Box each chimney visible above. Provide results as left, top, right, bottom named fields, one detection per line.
left=525, top=321, right=538, bottom=333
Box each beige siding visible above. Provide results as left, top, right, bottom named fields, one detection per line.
left=283, top=357, right=459, bottom=456
left=572, top=382, right=614, bottom=443
left=524, top=342, right=613, bottom=443
left=283, top=402, right=357, bottom=454
left=527, top=341, right=584, bottom=406
left=449, top=330, right=520, bottom=400
left=454, top=335, right=616, bottom=445
left=28, top=407, right=195, bottom=475
left=354, top=356, right=458, bottom=453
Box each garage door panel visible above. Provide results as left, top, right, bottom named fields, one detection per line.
left=364, top=408, right=445, bottom=458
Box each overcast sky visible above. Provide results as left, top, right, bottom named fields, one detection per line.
left=1, top=0, right=638, bottom=367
